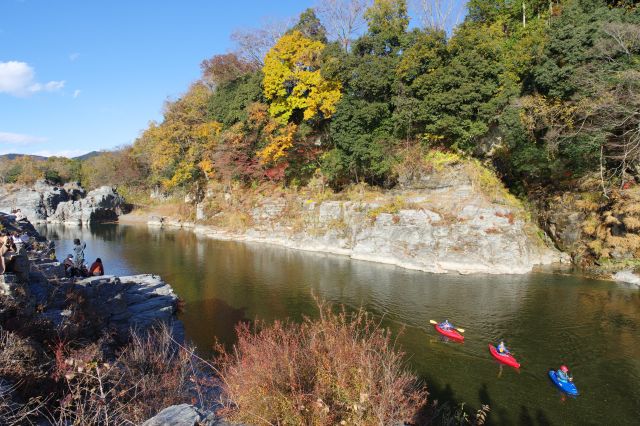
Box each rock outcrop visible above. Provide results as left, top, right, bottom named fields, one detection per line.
left=0, top=181, right=126, bottom=225
left=152, top=163, right=568, bottom=275
left=1, top=213, right=180, bottom=341
left=27, top=269, right=180, bottom=340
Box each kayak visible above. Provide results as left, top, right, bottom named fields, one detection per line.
left=488, top=344, right=521, bottom=368
left=548, top=370, right=579, bottom=396
left=434, top=324, right=464, bottom=341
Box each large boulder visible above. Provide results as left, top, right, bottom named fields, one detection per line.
left=48, top=186, right=126, bottom=225
left=0, top=180, right=69, bottom=223
left=0, top=182, right=126, bottom=225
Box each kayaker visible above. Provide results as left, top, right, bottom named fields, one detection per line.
left=439, top=320, right=454, bottom=330
left=557, top=365, right=573, bottom=382
left=497, top=341, right=510, bottom=355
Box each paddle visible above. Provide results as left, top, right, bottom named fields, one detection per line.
left=429, top=320, right=465, bottom=333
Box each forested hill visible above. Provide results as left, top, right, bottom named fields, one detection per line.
left=2, top=0, right=639, bottom=268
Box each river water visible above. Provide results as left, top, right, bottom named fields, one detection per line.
left=40, top=224, right=639, bottom=425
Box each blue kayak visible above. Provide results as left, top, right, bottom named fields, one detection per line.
left=548, top=370, right=579, bottom=396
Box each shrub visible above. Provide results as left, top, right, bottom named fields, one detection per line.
left=216, top=300, right=427, bottom=425
left=53, top=324, right=203, bottom=425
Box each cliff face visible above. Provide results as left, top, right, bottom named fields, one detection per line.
left=153, top=163, right=567, bottom=275
left=0, top=181, right=126, bottom=225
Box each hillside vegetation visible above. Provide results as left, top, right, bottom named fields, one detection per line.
left=3, top=0, right=639, bottom=268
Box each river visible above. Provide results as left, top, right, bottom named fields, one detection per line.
left=39, top=223, right=639, bottom=425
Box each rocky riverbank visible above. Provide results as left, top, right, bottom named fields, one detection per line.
left=126, top=162, right=569, bottom=275
left=0, top=213, right=180, bottom=342
left=0, top=212, right=209, bottom=424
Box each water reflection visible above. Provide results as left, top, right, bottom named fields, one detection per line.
left=39, top=224, right=640, bottom=426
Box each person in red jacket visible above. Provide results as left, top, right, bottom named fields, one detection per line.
left=88, top=258, right=104, bottom=276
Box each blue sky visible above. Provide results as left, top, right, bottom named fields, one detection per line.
left=0, top=0, right=466, bottom=157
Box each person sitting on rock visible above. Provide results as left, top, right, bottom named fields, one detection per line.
left=0, top=231, right=13, bottom=275
left=63, top=254, right=75, bottom=277
left=89, top=258, right=104, bottom=276
left=73, top=238, right=86, bottom=269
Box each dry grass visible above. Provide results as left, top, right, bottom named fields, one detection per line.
left=51, top=324, right=204, bottom=425
left=216, top=299, right=427, bottom=426
left=0, top=328, right=47, bottom=425
left=0, top=382, right=46, bottom=426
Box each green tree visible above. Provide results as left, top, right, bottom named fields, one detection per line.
left=290, top=8, right=327, bottom=42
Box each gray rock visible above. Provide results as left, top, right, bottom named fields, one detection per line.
left=613, top=270, right=640, bottom=286
left=142, top=404, right=202, bottom=426
left=0, top=182, right=125, bottom=225
left=143, top=404, right=236, bottom=426
left=49, top=186, right=125, bottom=225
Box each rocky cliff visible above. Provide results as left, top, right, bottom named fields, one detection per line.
left=0, top=181, right=126, bottom=225
left=147, top=162, right=568, bottom=275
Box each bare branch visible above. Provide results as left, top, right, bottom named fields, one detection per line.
left=231, top=18, right=292, bottom=67
left=415, top=0, right=464, bottom=32
left=316, top=0, right=371, bottom=51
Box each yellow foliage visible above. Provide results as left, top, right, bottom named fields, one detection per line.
left=258, top=123, right=298, bottom=164
left=163, top=162, right=195, bottom=190
left=194, top=121, right=222, bottom=139
left=263, top=31, right=342, bottom=124
left=199, top=159, right=215, bottom=179
left=424, top=150, right=462, bottom=171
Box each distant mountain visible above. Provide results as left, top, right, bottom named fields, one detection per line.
left=0, top=153, right=47, bottom=161
left=73, top=151, right=102, bottom=161
left=0, top=151, right=103, bottom=162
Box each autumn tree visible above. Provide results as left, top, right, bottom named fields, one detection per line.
left=200, top=53, right=257, bottom=88
left=262, top=30, right=342, bottom=124
left=132, top=82, right=222, bottom=191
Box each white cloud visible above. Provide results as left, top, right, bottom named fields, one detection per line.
left=32, top=149, right=85, bottom=158
left=69, top=52, right=80, bottom=62
left=0, top=61, right=65, bottom=97
left=73, top=89, right=81, bottom=98
left=0, top=131, right=48, bottom=145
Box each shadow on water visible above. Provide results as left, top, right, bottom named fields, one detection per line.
left=179, top=297, right=250, bottom=356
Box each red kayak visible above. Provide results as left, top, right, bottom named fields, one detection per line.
left=434, top=324, right=464, bottom=341
left=489, top=344, right=520, bottom=368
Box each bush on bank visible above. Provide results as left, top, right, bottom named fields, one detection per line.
left=216, top=300, right=428, bottom=425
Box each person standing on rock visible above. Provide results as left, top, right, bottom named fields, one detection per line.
left=73, top=238, right=86, bottom=269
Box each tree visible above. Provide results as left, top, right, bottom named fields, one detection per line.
left=291, top=8, right=328, bottom=42
left=200, top=53, right=257, bottom=88
left=208, top=71, right=265, bottom=127
left=262, top=31, right=342, bottom=124
left=417, top=0, right=464, bottom=32
left=231, top=19, right=291, bottom=67
left=364, top=0, right=409, bottom=43
left=132, top=82, right=222, bottom=190
left=316, top=0, right=370, bottom=51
